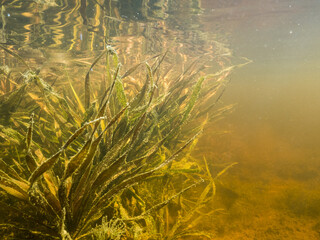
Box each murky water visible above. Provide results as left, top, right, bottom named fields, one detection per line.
left=198, top=0, right=320, bottom=239
left=1, top=0, right=320, bottom=239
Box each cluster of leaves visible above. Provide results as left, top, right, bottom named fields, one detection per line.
left=0, top=44, right=234, bottom=239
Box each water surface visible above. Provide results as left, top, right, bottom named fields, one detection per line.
left=1, top=0, right=320, bottom=239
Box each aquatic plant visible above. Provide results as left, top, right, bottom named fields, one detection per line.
left=0, top=44, right=235, bottom=239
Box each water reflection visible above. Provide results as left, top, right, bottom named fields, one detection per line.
left=1, top=0, right=320, bottom=239
left=1, top=0, right=234, bottom=80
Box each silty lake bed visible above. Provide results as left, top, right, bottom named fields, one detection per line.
left=1, top=0, right=320, bottom=239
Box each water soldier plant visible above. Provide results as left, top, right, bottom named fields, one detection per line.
left=0, top=44, right=237, bottom=239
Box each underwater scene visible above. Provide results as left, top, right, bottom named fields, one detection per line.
left=0, top=0, right=319, bottom=239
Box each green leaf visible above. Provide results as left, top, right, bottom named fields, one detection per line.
left=28, top=150, right=62, bottom=185
left=181, top=76, right=205, bottom=124
left=64, top=140, right=91, bottom=180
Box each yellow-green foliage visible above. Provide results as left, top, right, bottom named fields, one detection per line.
left=0, top=45, right=233, bottom=239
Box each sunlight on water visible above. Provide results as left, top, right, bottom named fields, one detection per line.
left=0, top=0, right=319, bottom=239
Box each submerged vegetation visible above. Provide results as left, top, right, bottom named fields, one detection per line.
left=0, top=44, right=238, bottom=239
